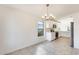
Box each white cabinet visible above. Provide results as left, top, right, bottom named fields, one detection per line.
left=46, top=32, right=55, bottom=41
left=59, top=31, right=71, bottom=37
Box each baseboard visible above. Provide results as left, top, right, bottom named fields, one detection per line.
left=5, top=40, right=46, bottom=55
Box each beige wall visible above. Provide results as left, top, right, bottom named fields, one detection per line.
left=0, top=6, right=45, bottom=54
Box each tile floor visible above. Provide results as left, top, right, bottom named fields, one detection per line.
left=6, top=37, right=79, bottom=55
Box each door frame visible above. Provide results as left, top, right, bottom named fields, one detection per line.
left=71, top=22, right=74, bottom=48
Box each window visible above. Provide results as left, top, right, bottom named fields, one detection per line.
left=37, top=21, right=44, bottom=37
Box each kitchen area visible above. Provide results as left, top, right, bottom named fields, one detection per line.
left=45, top=18, right=73, bottom=42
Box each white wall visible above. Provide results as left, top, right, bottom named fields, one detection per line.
left=0, top=6, right=45, bottom=54
left=73, top=13, right=79, bottom=48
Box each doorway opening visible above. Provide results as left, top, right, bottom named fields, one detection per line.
left=57, top=17, right=74, bottom=47
left=43, top=17, right=74, bottom=47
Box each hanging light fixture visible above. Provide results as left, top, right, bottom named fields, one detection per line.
left=42, top=4, right=59, bottom=22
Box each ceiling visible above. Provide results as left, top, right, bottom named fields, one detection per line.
left=1, top=4, right=79, bottom=19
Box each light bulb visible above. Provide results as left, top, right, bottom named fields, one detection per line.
left=45, top=14, right=47, bottom=16
left=42, top=16, right=45, bottom=19
left=49, top=14, right=56, bottom=19
left=49, top=14, right=54, bottom=17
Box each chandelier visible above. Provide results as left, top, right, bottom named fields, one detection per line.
left=42, top=4, right=58, bottom=22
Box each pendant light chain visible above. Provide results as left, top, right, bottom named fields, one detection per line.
left=46, top=4, right=49, bottom=16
